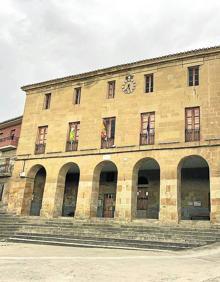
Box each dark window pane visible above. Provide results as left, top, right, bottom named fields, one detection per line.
left=110, top=118, right=115, bottom=138
left=74, top=88, right=81, bottom=104
left=188, top=66, right=199, bottom=86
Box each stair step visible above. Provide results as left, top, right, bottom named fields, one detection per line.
left=1, top=213, right=220, bottom=251
left=7, top=236, right=197, bottom=251
left=12, top=233, right=203, bottom=246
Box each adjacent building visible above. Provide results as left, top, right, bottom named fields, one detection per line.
left=7, top=46, right=220, bottom=224
left=0, top=116, right=22, bottom=207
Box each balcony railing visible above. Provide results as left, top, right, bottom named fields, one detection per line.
left=66, top=141, right=78, bottom=151
left=185, top=129, right=200, bottom=142
left=0, top=163, right=12, bottom=176
left=35, top=143, right=46, bottom=154
left=0, top=136, right=19, bottom=150
left=101, top=137, right=115, bottom=149
left=140, top=132, right=155, bottom=145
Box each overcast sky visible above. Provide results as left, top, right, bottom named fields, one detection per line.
left=0, top=0, right=220, bottom=122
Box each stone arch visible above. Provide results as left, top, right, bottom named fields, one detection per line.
left=91, top=161, right=118, bottom=218
left=177, top=155, right=210, bottom=221
left=21, top=164, right=47, bottom=216
left=132, top=158, right=160, bottom=219
left=53, top=162, right=80, bottom=217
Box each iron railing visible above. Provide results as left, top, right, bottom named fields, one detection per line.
left=0, top=136, right=19, bottom=148
left=0, top=163, right=12, bottom=175
left=185, top=129, right=200, bottom=142
left=140, top=133, right=155, bottom=145
left=35, top=143, right=46, bottom=154
left=101, top=137, right=115, bottom=149
left=66, top=141, right=78, bottom=151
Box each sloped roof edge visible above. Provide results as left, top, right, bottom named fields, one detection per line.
left=0, top=115, right=23, bottom=128
left=21, top=45, right=220, bottom=91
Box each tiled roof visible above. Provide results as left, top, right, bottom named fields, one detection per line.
left=0, top=115, right=23, bottom=128
left=21, top=45, right=220, bottom=91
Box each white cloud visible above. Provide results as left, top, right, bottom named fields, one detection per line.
left=0, top=0, right=220, bottom=121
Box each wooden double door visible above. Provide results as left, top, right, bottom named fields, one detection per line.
left=103, top=193, right=115, bottom=218
left=137, top=186, right=149, bottom=211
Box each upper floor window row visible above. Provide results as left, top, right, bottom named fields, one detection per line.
left=106, top=66, right=199, bottom=98
left=34, top=106, right=200, bottom=155
left=100, top=108, right=200, bottom=148
left=42, top=87, right=81, bottom=110
left=42, top=67, right=199, bottom=110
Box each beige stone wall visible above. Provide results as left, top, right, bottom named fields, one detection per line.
left=7, top=145, right=220, bottom=223
left=0, top=150, right=17, bottom=205
left=17, top=53, right=220, bottom=156
left=7, top=50, right=220, bottom=224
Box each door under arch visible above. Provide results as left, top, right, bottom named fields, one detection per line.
left=30, top=167, right=46, bottom=216
left=62, top=170, right=79, bottom=217
left=179, top=155, right=210, bottom=221
left=96, top=162, right=118, bottom=218
left=134, top=158, right=160, bottom=219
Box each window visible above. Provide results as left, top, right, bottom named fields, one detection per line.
left=140, top=112, right=155, bottom=145
left=74, top=87, right=81, bottom=104
left=10, top=129, right=16, bottom=140
left=107, top=81, right=115, bottom=99
left=0, top=184, right=4, bottom=201
left=66, top=122, right=80, bottom=151
left=101, top=117, right=116, bottom=149
left=185, top=107, right=200, bottom=142
left=188, top=66, right=199, bottom=86
left=44, top=93, right=51, bottom=109
left=35, top=126, right=48, bottom=154
left=145, top=74, right=154, bottom=93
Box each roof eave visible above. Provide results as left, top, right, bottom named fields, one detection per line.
left=21, top=45, right=220, bottom=92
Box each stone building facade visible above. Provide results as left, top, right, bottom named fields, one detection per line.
left=7, top=46, right=220, bottom=224
left=0, top=116, right=22, bottom=207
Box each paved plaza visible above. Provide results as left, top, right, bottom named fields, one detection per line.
left=0, top=242, right=220, bottom=282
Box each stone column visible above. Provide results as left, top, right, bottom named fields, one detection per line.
left=7, top=177, right=28, bottom=215
left=7, top=161, right=27, bottom=215
left=74, top=168, right=94, bottom=219
left=159, top=163, right=180, bottom=224
left=210, top=166, right=220, bottom=224
left=40, top=166, right=60, bottom=218
left=114, top=168, right=133, bottom=222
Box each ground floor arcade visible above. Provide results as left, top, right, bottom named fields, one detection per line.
left=7, top=146, right=220, bottom=224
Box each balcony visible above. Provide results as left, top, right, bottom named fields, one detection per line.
left=66, top=141, right=78, bottom=152
left=101, top=137, right=115, bottom=149
left=185, top=129, right=200, bottom=142
left=0, top=163, right=12, bottom=177
left=140, top=133, right=155, bottom=145
left=35, top=143, right=46, bottom=154
left=0, top=136, right=19, bottom=151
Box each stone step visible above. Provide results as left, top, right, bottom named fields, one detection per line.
left=13, top=233, right=216, bottom=245
left=1, top=213, right=220, bottom=251
left=1, top=220, right=220, bottom=232
left=2, top=224, right=220, bottom=237
left=0, top=215, right=220, bottom=229
left=7, top=233, right=202, bottom=251
left=0, top=226, right=217, bottom=245
left=1, top=224, right=220, bottom=239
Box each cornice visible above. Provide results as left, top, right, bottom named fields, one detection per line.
left=21, top=45, right=220, bottom=92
